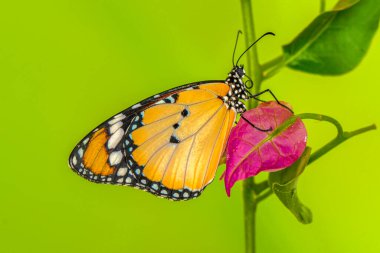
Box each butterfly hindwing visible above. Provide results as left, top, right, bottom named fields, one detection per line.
left=69, top=112, right=137, bottom=185
left=69, top=81, right=236, bottom=200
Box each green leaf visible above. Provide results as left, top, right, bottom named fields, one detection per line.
left=268, top=147, right=312, bottom=224
left=283, top=0, right=380, bottom=75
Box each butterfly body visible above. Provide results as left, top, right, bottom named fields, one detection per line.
left=69, top=66, right=249, bottom=200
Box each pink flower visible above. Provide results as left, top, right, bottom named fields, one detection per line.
left=224, top=101, right=307, bottom=196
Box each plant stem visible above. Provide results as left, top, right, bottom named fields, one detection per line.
left=240, top=0, right=262, bottom=252
left=254, top=180, right=269, bottom=194
left=256, top=189, right=273, bottom=202
left=263, top=61, right=286, bottom=80
left=240, top=0, right=262, bottom=109
left=308, top=124, right=376, bottom=164
left=261, top=55, right=283, bottom=71
left=297, top=113, right=376, bottom=164
left=298, top=113, right=343, bottom=136
left=243, top=179, right=258, bottom=253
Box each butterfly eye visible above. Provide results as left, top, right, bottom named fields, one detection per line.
left=236, top=67, right=245, bottom=77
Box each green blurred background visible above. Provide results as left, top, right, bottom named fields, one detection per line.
left=1, top=0, right=379, bottom=252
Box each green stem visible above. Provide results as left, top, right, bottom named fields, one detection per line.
left=261, top=55, right=284, bottom=72
left=243, top=179, right=258, bottom=253
left=297, top=113, right=376, bottom=164
left=298, top=113, right=343, bottom=136
left=253, top=115, right=375, bottom=206
left=240, top=0, right=262, bottom=252
left=308, top=124, right=376, bottom=164
left=263, top=61, right=286, bottom=80
left=256, top=189, right=273, bottom=202
left=241, top=0, right=262, bottom=109
left=254, top=180, right=269, bottom=194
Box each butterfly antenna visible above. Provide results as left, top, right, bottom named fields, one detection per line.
left=235, top=32, right=275, bottom=66
left=232, top=30, right=243, bottom=67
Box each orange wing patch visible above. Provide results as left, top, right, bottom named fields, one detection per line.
left=176, top=89, right=216, bottom=104
left=143, top=144, right=176, bottom=182
left=203, top=109, right=235, bottom=185
left=183, top=106, right=228, bottom=190
left=83, top=128, right=115, bottom=176
left=199, top=82, right=230, bottom=97
left=142, top=103, right=184, bottom=124
left=132, top=127, right=173, bottom=165
left=161, top=137, right=195, bottom=190
left=133, top=111, right=183, bottom=146
left=176, top=99, right=224, bottom=140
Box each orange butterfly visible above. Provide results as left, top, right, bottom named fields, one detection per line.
left=68, top=32, right=276, bottom=200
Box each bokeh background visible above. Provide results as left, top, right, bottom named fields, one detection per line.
left=1, top=0, right=379, bottom=252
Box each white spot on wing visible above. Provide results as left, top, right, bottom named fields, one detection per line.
left=131, top=103, right=142, bottom=109
left=109, top=121, right=123, bottom=134
left=108, top=114, right=126, bottom=125
left=78, top=148, right=83, bottom=158
left=155, top=100, right=165, bottom=105
left=72, top=156, right=77, bottom=166
left=107, top=128, right=124, bottom=149
left=109, top=151, right=123, bottom=165
left=114, top=113, right=125, bottom=119
left=82, top=137, right=89, bottom=145
left=117, top=167, right=128, bottom=176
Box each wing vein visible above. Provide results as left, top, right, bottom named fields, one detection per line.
left=138, top=142, right=169, bottom=180
left=183, top=136, right=196, bottom=190
left=200, top=108, right=229, bottom=189
left=158, top=143, right=178, bottom=188
left=181, top=102, right=225, bottom=143
left=185, top=103, right=226, bottom=189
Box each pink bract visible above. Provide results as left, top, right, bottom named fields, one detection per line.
left=224, top=101, right=307, bottom=196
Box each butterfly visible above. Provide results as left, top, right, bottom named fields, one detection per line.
left=68, top=32, right=279, bottom=200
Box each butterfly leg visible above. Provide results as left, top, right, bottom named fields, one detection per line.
left=251, top=89, right=293, bottom=113
left=240, top=114, right=272, bottom=132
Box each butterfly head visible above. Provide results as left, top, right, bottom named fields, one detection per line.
left=234, top=65, right=246, bottom=78
left=227, top=65, right=245, bottom=81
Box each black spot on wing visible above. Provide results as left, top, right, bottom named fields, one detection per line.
left=181, top=108, right=189, bottom=117
left=169, top=135, right=180, bottom=144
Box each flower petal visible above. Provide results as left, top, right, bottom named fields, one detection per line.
left=224, top=101, right=307, bottom=196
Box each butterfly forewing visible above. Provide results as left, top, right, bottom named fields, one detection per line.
left=69, top=81, right=236, bottom=200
